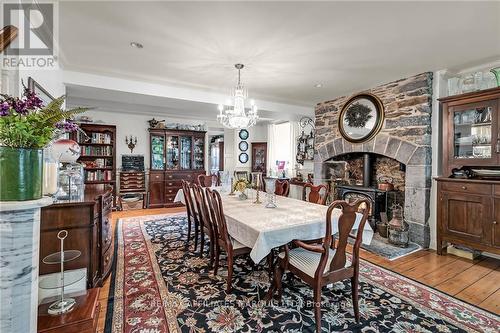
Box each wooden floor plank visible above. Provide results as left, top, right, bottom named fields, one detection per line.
left=479, top=288, right=500, bottom=314
left=417, top=257, right=478, bottom=287
left=435, top=257, right=500, bottom=296
left=393, top=251, right=457, bottom=278
left=455, top=269, right=500, bottom=306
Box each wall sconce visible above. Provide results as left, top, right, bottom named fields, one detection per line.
left=125, top=135, right=138, bottom=153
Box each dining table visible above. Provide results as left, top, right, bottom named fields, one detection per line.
left=174, top=187, right=374, bottom=263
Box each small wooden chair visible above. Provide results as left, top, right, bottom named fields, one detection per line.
left=181, top=180, right=199, bottom=249
left=197, top=174, right=213, bottom=188
left=303, top=183, right=329, bottom=205
left=234, top=171, right=249, bottom=182
left=192, top=184, right=216, bottom=267
left=206, top=189, right=251, bottom=292
left=270, top=199, right=370, bottom=333
left=275, top=179, right=290, bottom=197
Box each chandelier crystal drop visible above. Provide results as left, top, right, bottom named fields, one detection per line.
left=217, top=64, right=258, bottom=129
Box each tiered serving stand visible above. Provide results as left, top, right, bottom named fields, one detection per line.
left=39, top=230, right=85, bottom=315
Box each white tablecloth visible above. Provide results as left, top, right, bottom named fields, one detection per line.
left=174, top=188, right=373, bottom=263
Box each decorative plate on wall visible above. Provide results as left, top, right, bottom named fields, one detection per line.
left=338, top=93, right=384, bottom=143
left=239, top=141, right=248, bottom=151
left=239, top=129, right=249, bottom=140
left=239, top=152, right=249, bottom=164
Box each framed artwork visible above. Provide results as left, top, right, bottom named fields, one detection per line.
left=238, top=141, right=248, bottom=151
left=239, top=152, right=249, bottom=164
left=28, top=77, right=54, bottom=105
left=239, top=129, right=249, bottom=140
left=338, top=93, right=384, bottom=143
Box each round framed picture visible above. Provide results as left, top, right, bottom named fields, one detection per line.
left=239, top=152, right=249, bottom=164
left=338, top=93, right=384, bottom=143
left=239, top=141, right=248, bottom=151
left=239, top=129, right=249, bottom=140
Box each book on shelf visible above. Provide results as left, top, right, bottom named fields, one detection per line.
left=80, top=146, right=112, bottom=156
left=85, top=170, right=113, bottom=182
left=77, top=131, right=112, bottom=144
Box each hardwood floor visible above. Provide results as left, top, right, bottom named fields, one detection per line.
left=96, top=207, right=500, bottom=332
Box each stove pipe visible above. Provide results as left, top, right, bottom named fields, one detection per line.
left=363, top=153, right=372, bottom=188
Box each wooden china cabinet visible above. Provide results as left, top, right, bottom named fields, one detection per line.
left=251, top=142, right=267, bottom=175
left=148, top=129, right=206, bottom=207
left=436, top=87, right=500, bottom=255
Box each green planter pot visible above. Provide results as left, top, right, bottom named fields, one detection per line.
left=0, top=147, right=43, bottom=201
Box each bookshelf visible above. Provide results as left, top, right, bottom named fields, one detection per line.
left=72, top=124, right=117, bottom=204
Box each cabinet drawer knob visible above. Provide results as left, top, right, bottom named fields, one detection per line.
left=494, top=221, right=498, bottom=225
left=461, top=186, right=467, bottom=190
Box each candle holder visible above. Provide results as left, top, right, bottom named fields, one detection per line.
left=229, top=177, right=235, bottom=196
left=252, top=172, right=263, bottom=204
left=264, top=177, right=277, bottom=208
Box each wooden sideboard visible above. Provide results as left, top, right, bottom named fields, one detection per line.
left=436, top=178, right=500, bottom=254
left=436, top=87, right=500, bottom=255
left=40, top=185, right=114, bottom=288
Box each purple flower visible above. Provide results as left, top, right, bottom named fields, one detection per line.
left=0, top=102, right=10, bottom=116
left=56, top=120, right=79, bottom=132
left=23, top=90, right=44, bottom=109
left=13, top=99, right=28, bottom=115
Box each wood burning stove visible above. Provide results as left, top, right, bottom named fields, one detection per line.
left=337, top=153, right=387, bottom=229
left=337, top=185, right=387, bottom=229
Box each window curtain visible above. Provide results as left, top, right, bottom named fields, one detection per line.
left=267, top=123, right=276, bottom=175
left=289, top=121, right=299, bottom=177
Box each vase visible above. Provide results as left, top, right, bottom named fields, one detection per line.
left=490, top=67, right=500, bottom=87
left=0, top=146, right=43, bottom=201
left=238, top=191, right=248, bottom=200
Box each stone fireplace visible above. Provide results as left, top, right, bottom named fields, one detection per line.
left=314, top=72, right=433, bottom=247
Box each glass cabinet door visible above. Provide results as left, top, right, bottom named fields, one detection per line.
left=451, top=102, right=496, bottom=162
left=150, top=135, right=165, bottom=170
left=193, top=137, right=205, bottom=170
left=166, top=135, right=179, bottom=170
left=180, top=136, right=192, bottom=170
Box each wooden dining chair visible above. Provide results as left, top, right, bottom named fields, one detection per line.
left=234, top=170, right=249, bottom=181
left=197, top=174, right=213, bottom=188
left=181, top=180, right=199, bottom=249
left=275, top=179, right=290, bottom=197
left=213, top=172, right=221, bottom=186
left=192, top=184, right=216, bottom=266
left=271, top=199, right=370, bottom=333
left=303, top=183, right=329, bottom=205
left=206, top=189, right=252, bottom=293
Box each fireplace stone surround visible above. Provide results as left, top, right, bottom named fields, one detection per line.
left=313, top=72, right=433, bottom=247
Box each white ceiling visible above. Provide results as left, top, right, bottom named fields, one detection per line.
left=59, top=1, right=500, bottom=107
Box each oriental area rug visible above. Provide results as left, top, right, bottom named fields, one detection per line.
left=105, top=213, right=499, bottom=333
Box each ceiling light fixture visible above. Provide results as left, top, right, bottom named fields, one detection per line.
left=130, top=42, right=143, bottom=49
left=217, top=64, right=258, bottom=129
left=314, top=83, right=323, bottom=88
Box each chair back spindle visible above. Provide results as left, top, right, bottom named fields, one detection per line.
left=303, top=183, right=329, bottom=205
left=325, top=199, right=370, bottom=273
left=275, top=179, right=290, bottom=197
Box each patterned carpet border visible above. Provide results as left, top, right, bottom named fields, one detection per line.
left=105, top=213, right=500, bottom=333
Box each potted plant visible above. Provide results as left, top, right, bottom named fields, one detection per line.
left=0, top=88, right=87, bottom=201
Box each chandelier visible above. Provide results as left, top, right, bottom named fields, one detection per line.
left=217, top=64, right=258, bottom=129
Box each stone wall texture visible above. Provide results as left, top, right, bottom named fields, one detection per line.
left=314, top=72, right=433, bottom=247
